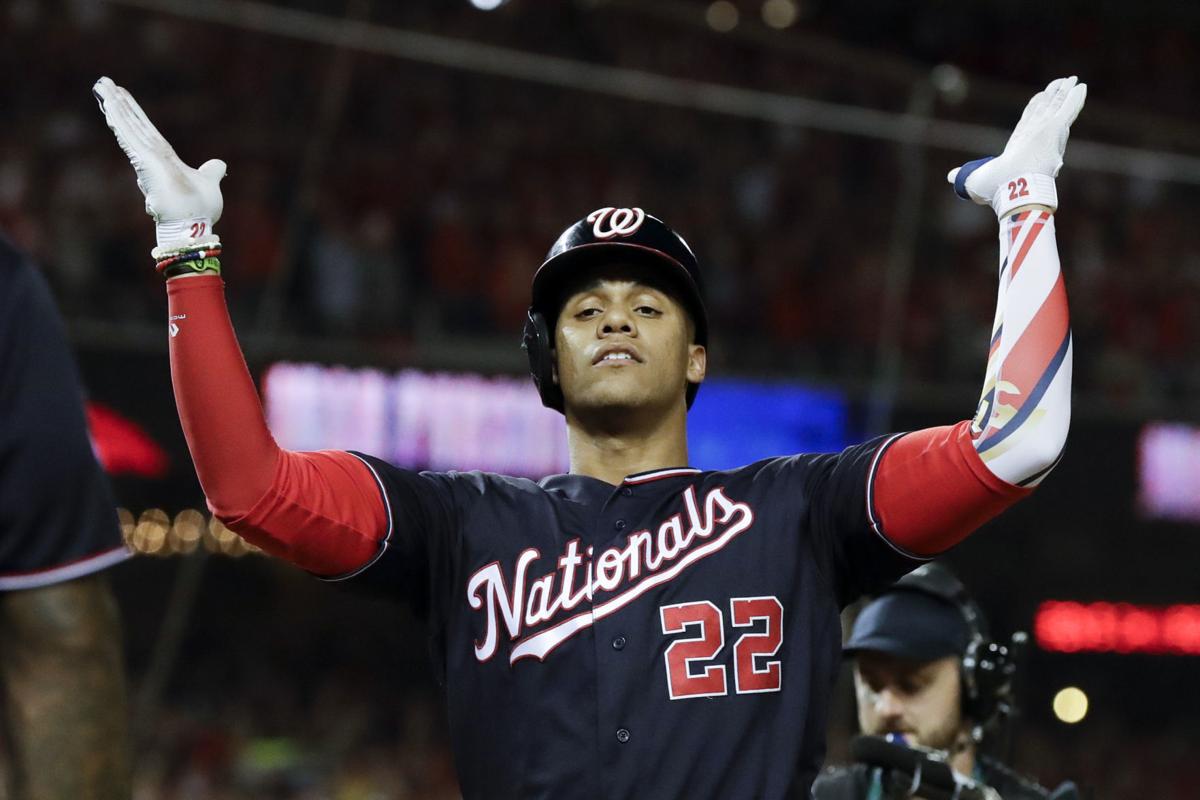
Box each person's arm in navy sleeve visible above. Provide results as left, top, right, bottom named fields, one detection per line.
left=0, top=252, right=131, bottom=799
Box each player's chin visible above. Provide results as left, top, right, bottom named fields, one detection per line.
left=573, top=380, right=658, bottom=412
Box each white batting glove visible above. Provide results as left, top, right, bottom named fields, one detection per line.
left=93, top=76, right=225, bottom=258
left=947, top=76, right=1087, bottom=219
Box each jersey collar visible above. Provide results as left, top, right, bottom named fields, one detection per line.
left=538, top=467, right=701, bottom=499
left=622, top=467, right=701, bottom=485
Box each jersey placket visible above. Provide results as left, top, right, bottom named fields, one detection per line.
left=588, top=480, right=657, bottom=796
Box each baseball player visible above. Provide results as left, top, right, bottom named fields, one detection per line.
left=0, top=232, right=132, bottom=799
left=813, top=563, right=1079, bottom=800
left=94, top=75, right=1084, bottom=798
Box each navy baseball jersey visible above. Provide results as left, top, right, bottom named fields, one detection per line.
left=335, top=435, right=921, bottom=799
left=0, top=236, right=129, bottom=589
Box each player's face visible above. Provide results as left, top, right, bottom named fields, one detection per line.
left=853, top=652, right=966, bottom=753
left=554, top=270, right=705, bottom=416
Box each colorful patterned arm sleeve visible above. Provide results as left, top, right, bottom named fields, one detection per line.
left=870, top=207, right=1070, bottom=557
left=970, top=209, right=1071, bottom=486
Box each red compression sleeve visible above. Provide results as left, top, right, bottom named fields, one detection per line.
left=166, top=275, right=385, bottom=575
left=167, top=275, right=277, bottom=515
left=227, top=449, right=386, bottom=575
left=872, top=421, right=1031, bottom=557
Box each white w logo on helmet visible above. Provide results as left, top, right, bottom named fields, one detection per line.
left=587, top=207, right=646, bottom=239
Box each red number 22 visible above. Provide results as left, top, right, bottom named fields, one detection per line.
left=1008, top=178, right=1030, bottom=201
left=660, top=597, right=783, bottom=700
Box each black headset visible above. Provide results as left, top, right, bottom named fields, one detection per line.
left=893, top=563, right=1026, bottom=742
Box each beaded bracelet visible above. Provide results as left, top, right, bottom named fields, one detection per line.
left=156, top=247, right=223, bottom=279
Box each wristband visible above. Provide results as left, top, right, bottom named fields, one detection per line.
left=161, top=256, right=221, bottom=280
left=156, top=245, right=222, bottom=279
left=990, top=172, right=1057, bottom=219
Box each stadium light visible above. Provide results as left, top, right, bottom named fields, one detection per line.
left=705, top=1, right=739, bottom=32
left=761, top=0, right=799, bottom=29
left=469, top=0, right=508, bottom=10
left=1052, top=687, right=1088, bottom=724
left=930, top=64, right=969, bottom=105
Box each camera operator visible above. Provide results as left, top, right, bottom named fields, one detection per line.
left=813, top=563, right=1077, bottom=800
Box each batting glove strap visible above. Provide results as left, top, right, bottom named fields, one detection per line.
left=154, top=219, right=220, bottom=258
left=953, top=157, right=1058, bottom=218
left=989, top=172, right=1057, bottom=219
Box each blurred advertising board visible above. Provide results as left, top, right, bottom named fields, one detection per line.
left=1137, top=422, right=1200, bottom=523
left=263, top=363, right=848, bottom=477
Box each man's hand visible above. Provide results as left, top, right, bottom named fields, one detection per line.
left=948, top=76, right=1087, bottom=218
left=93, top=76, right=225, bottom=257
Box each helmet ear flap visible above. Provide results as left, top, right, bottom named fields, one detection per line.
left=522, top=309, right=564, bottom=412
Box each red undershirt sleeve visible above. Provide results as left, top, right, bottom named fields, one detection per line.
left=166, top=275, right=385, bottom=576
left=871, top=421, right=1031, bottom=558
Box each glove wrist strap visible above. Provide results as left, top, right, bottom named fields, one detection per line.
left=154, top=218, right=219, bottom=257
left=990, top=173, right=1057, bottom=219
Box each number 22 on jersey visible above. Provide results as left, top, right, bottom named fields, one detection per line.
left=660, top=596, right=783, bottom=700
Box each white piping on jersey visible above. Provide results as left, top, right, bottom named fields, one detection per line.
left=318, top=452, right=395, bottom=583
left=864, top=433, right=931, bottom=563
left=623, top=467, right=701, bottom=485
left=0, top=545, right=131, bottom=591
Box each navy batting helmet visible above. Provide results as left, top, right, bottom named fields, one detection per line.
left=521, top=207, right=709, bottom=413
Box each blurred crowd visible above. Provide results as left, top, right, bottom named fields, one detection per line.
left=1013, top=723, right=1199, bottom=800
left=100, top=676, right=1196, bottom=800
left=111, top=560, right=465, bottom=800
left=3, top=1, right=1200, bottom=413
left=128, top=680, right=460, bottom=800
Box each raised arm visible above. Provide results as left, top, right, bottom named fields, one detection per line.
left=872, top=77, right=1086, bottom=557
left=93, top=78, right=385, bottom=576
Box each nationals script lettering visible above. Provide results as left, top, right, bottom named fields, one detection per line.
left=467, top=485, right=755, bottom=665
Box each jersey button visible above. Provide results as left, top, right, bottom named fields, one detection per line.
left=621, top=487, right=633, bottom=497
left=614, top=519, right=626, bottom=531
left=612, top=635, right=626, bottom=650
left=616, top=728, right=631, bottom=744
